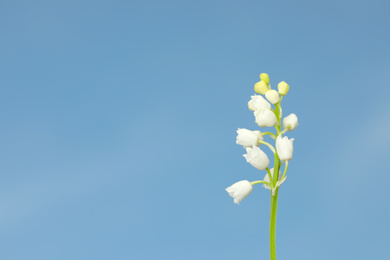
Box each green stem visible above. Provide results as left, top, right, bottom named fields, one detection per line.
left=270, top=102, right=282, bottom=260
left=272, top=152, right=280, bottom=185
left=261, top=132, right=276, bottom=139
left=274, top=103, right=281, bottom=136
left=270, top=189, right=279, bottom=260
left=279, top=126, right=290, bottom=136
left=259, top=141, right=275, bottom=153
left=270, top=149, right=280, bottom=260
left=266, top=167, right=273, bottom=189
left=282, top=161, right=288, bottom=179
left=250, top=180, right=271, bottom=186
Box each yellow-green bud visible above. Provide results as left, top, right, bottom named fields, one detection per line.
left=278, top=81, right=289, bottom=95
left=254, top=81, right=269, bottom=94
left=259, top=73, right=270, bottom=85
left=265, top=89, right=280, bottom=104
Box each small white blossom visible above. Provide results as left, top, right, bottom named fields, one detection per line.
left=248, top=95, right=271, bottom=111
left=265, top=90, right=280, bottom=104
left=254, top=108, right=277, bottom=127
left=283, top=114, right=298, bottom=131
left=236, top=128, right=263, bottom=148
left=276, top=136, right=294, bottom=161
left=226, top=180, right=253, bottom=204
left=243, top=145, right=270, bottom=170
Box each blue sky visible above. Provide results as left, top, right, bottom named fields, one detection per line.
left=1, top=0, right=390, bottom=259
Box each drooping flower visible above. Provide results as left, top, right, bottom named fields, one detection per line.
left=278, top=81, right=289, bottom=95
left=276, top=136, right=294, bottom=161
left=243, top=145, right=270, bottom=170
left=254, top=81, right=269, bottom=94
left=265, top=90, right=280, bottom=104
left=236, top=128, right=263, bottom=148
left=225, top=180, right=253, bottom=205
left=283, top=114, right=298, bottom=131
left=254, top=108, right=277, bottom=127
left=248, top=95, right=271, bottom=111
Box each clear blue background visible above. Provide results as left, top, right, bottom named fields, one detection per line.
left=1, top=0, right=389, bottom=259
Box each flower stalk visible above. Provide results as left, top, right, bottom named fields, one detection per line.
left=225, top=73, right=298, bottom=260
left=270, top=188, right=279, bottom=260
left=270, top=110, right=282, bottom=259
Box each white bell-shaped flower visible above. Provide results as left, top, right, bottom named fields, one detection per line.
left=243, top=145, right=270, bottom=170
left=254, top=108, right=277, bottom=127
left=262, top=168, right=286, bottom=190
left=283, top=114, right=298, bottom=131
left=248, top=95, right=271, bottom=111
left=225, top=180, right=253, bottom=205
left=265, top=90, right=280, bottom=104
left=236, top=128, right=263, bottom=148
left=276, top=136, right=294, bottom=161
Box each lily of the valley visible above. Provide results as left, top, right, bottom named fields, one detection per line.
left=236, top=128, right=263, bottom=148
left=248, top=95, right=271, bottom=111
left=243, top=145, right=270, bottom=170
left=276, top=136, right=294, bottom=161
left=254, top=108, right=277, bottom=127
left=225, top=180, right=253, bottom=204
left=283, top=113, right=298, bottom=131
left=226, top=72, right=298, bottom=260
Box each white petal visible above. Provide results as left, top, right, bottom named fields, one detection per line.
left=283, top=114, right=298, bottom=131
left=225, top=180, right=253, bottom=204
left=248, top=95, right=271, bottom=111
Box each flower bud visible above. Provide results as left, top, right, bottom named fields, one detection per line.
left=254, top=81, right=268, bottom=94
left=236, top=128, right=263, bottom=148
left=259, top=73, right=270, bottom=85
left=243, top=145, right=270, bottom=170
left=276, top=136, right=294, bottom=161
left=283, top=114, right=298, bottom=131
left=225, top=180, right=253, bottom=205
left=254, top=108, right=277, bottom=127
left=248, top=95, right=271, bottom=111
left=265, top=90, right=280, bottom=104
left=278, top=81, right=289, bottom=95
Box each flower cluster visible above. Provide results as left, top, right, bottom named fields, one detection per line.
left=226, top=73, right=298, bottom=204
